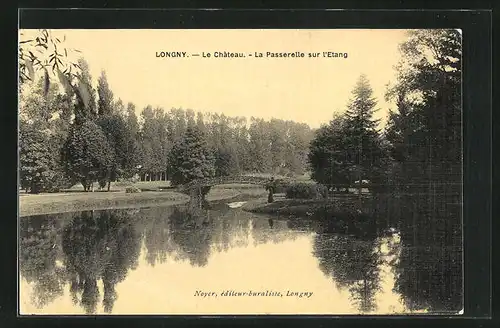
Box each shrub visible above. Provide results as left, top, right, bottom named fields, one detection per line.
left=125, top=186, right=141, bottom=193
left=268, top=179, right=289, bottom=194
left=285, top=182, right=328, bottom=199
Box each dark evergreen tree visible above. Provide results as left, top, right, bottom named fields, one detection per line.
left=342, top=74, right=386, bottom=189
left=168, top=126, right=215, bottom=186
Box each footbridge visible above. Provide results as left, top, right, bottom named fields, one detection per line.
left=178, top=175, right=289, bottom=191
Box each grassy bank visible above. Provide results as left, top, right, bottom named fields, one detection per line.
left=243, top=194, right=374, bottom=218
left=20, top=183, right=267, bottom=217
left=242, top=194, right=382, bottom=238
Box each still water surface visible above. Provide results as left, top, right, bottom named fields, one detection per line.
left=19, top=200, right=462, bottom=315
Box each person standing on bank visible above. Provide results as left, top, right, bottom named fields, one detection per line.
left=266, top=177, right=276, bottom=203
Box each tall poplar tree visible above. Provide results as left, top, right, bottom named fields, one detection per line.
left=97, top=70, right=114, bottom=117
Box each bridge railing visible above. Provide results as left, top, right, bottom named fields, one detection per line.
left=178, top=175, right=292, bottom=190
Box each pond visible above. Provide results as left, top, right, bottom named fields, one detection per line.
left=19, top=200, right=463, bottom=315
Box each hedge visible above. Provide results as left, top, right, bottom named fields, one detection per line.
left=285, top=182, right=328, bottom=199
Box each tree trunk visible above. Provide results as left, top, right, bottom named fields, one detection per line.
left=107, top=181, right=111, bottom=192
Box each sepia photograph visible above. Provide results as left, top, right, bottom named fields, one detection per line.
left=18, top=28, right=463, bottom=315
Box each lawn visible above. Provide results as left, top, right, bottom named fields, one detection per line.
left=19, top=181, right=268, bottom=217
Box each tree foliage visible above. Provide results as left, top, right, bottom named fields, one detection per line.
left=168, top=126, right=215, bottom=186
left=97, top=71, right=114, bottom=117
left=308, top=114, right=350, bottom=187
left=308, top=75, right=386, bottom=189
left=97, top=114, right=138, bottom=184
left=19, top=77, right=73, bottom=193
left=19, top=30, right=81, bottom=92
left=63, top=121, right=115, bottom=191
left=19, top=122, right=66, bottom=193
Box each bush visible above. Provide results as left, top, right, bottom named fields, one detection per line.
left=269, top=179, right=289, bottom=194
left=125, top=186, right=141, bottom=193
left=285, top=182, right=328, bottom=199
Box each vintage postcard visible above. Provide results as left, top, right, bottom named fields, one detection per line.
left=18, top=28, right=463, bottom=315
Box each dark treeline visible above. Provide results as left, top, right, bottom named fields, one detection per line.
left=18, top=63, right=313, bottom=193
left=137, top=108, right=313, bottom=182
left=307, top=29, right=462, bottom=312
left=18, top=31, right=313, bottom=193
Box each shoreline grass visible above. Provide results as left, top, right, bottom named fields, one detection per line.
left=20, top=183, right=267, bottom=217
left=242, top=195, right=374, bottom=219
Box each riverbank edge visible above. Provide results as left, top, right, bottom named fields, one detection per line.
left=20, top=187, right=267, bottom=217
left=242, top=196, right=374, bottom=220
left=242, top=197, right=319, bottom=219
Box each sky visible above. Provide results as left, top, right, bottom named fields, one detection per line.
left=20, top=29, right=410, bottom=128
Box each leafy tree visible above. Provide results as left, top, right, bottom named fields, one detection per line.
left=97, top=70, right=114, bottom=117
left=19, top=81, right=72, bottom=193
left=383, top=30, right=463, bottom=311
left=137, top=106, right=170, bottom=180
left=97, top=114, right=138, bottom=188
left=63, top=121, right=115, bottom=191
left=284, top=122, right=313, bottom=175
left=73, top=58, right=98, bottom=124
left=168, top=126, right=215, bottom=186
left=268, top=119, right=287, bottom=171
left=386, top=29, right=462, bottom=189
left=248, top=117, right=272, bottom=172
left=196, top=112, right=206, bottom=133
left=126, top=102, right=139, bottom=138
left=19, top=122, right=65, bottom=193
left=214, top=146, right=239, bottom=177
left=308, top=114, right=350, bottom=189
left=186, top=109, right=196, bottom=127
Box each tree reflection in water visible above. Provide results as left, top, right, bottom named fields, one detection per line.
left=391, top=200, right=463, bottom=313
left=141, top=202, right=300, bottom=271
left=62, top=209, right=141, bottom=314
left=19, top=213, right=69, bottom=308
left=141, top=207, right=177, bottom=267
left=208, top=204, right=251, bottom=253
left=313, top=231, right=382, bottom=313
left=168, top=206, right=213, bottom=267
left=20, top=193, right=462, bottom=314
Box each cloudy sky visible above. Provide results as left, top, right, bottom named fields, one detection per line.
left=20, top=29, right=410, bottom=128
